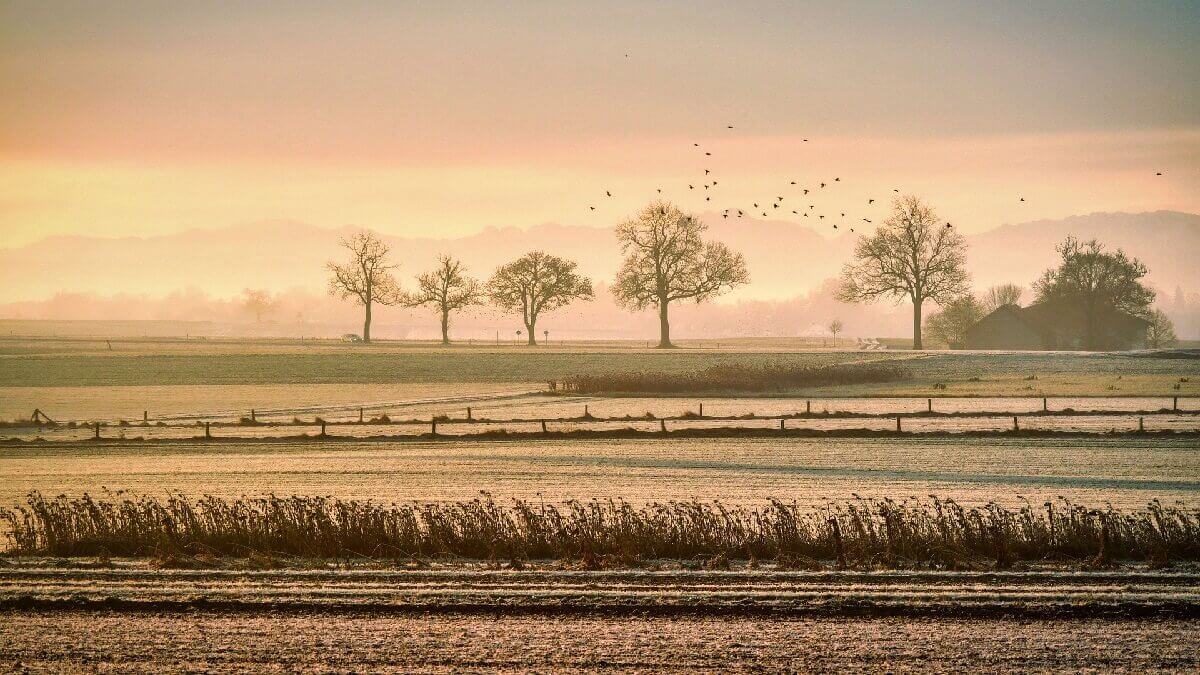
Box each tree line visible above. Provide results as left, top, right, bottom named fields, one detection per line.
left=327, top=196, right=1174, bottom=349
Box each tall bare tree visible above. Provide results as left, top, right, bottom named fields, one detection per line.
left=612, top=201, right=749, bottom=348
left=241, top=288, right=277, bottom=323
left=404, top=255, right=483, bottom=345
left=982, top=284, right=1024, bottom=312
left=1033, top=237, right=1155, bottom=350
left=488, top=251, right=592, bottom=345
left=326, top=231, right=402, bottom=343
left=836, top=196, right=969, bottom=349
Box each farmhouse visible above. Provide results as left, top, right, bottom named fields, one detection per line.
left=963, top=300, right=1149, bottom=351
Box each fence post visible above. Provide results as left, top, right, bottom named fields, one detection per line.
left=541, top=420, right=548, bottom=433
left=320, top=422, right=327, bottom=437
left=660, top=419, right=667, bottom=433
left=896, top=417, right=901, bottom=432
left=359, top=408, right=364, bottom=423
left=1138, top=416, right=1145, bottom=432
left=806, top=400, right=811, bottom=414
left=927, top=398, right=932, bottom=413
left=205, top=422, right=211, bottom=439
left=94, top=422, right=101, bottom=439
left=1043, top=397, right=1048, bottom=412
left=251, top=409, right=256, bottom=422
left=431, top=420, right=437, bottom=436
left=699, top=403, right=704, bottom=417
left=1174, top=396, right=1179, bottom=411
left=467, top=406, right=472, bottom=421
left=780, top=419, right=786, bottom=430
left=1013, top=416, right=1019, bottom=431
left=584, top=405, right=589, bottom=418
left=143, top=410, right=148, bottom=423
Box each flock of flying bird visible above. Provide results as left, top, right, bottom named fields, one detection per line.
left=588, top=124, right=1167, bottom=236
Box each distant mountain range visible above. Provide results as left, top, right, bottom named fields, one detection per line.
left=2, top=210, right=1197, bottom=306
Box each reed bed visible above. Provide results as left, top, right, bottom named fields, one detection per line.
left=4, top=493, right=1197, bottom=568
left=562, top=362, right=912, bottom=394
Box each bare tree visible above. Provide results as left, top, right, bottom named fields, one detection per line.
left=836, top=196, right=969, bottom=349
left=488, top=251, right=592, bottom=345
left=982, top=284, right=1024, bottom=312
left=326, top=231, right=402, bottom=343
left=1145, top=308, right=1177, bottom=349
left=404, top=255, right=483, bottom=345
left=1034, top=237, right=1155, bottom=350
left=828, top=319, right=844, bottom=338
left=241, top=288, right=277, bottom=323
left=612, top=201, right=749, bottom=348
left=923, top=295, right=985, bottom=348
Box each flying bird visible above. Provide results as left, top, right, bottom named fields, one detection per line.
left=689, top=185, right=695, bottom=189
left=1156, top=172, right=1163, bottom=176
left=790, top=181, right=796, bottom=185
left=773, top=203, right=780, bottom=208
left=834, top=177, right=840, bottom=182
left=727, top=125, right=734, bottom=129
left=868, top=199, right=874, bottom=204
left=820, top=182, right=826, bottom=188
left=863, top=218, right=872, bottom=223
left=589, top=206, right=596, bottom=211
left=803, top=189, right=809, bottom=195
left=1020, top=197, right=1025, bottom=202
left=606, top=190, right=612, bottom=197
left=705, top=152, right=712, bottom=156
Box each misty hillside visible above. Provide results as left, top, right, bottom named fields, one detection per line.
left=1, top=211, right=1197, bottom=306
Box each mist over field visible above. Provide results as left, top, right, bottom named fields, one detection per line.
left=3, top=210, right=1198, bottom=339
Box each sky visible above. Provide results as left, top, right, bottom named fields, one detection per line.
left=1, top=1, right=1199, bottom=248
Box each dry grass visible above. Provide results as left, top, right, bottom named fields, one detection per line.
left=3, top=493, right=1196, bottom=568
left=563, top=362, right=912, bottom=394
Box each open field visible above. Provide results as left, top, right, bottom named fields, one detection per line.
left=1, top=337, right=1197, bottom=398
left=1, top=436, right=1195, bottom=510
left=3, top=609, right=1196, bottom=672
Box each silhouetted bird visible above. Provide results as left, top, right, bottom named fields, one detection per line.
left=777, top=196, right=783, bottom=201
left=706, top=197, right=711, bottom=201
left=863, top=218, right=872, bottom=223
left=723, top=213, right=728, bottom=218
left=727, top=125, right=734, bottom=129
left=712, top=181, right=718, bottom=186
left=657, top=189, right=662, bottom=193
left=803, top=138, right=809, bottom=142
left=589, top=206, right=596, bottom=210
left=705, top=152, right=712, bottom=156
left=833, top=224, right=838, bottom=229
left=606, top=191, right=612, bottom=197
left=1020, top=197, right=1025, bottom=202
left=1156, top=172, right=1163, bottom=176
left=773, top=203, right=779, bottom=208
left=946, top=222, right=953, bottom=228
left=803, top=189, right=809, bottom=195
left=820, top=182, right=826, bottom=188
left=834, top=177, right=840, bottom=182
left=705, top=169, right=710, bottom=175
left=819, top=215, right=824, bottom=219
left=868, top=199, right=874, bottom=204
left=753, top=203, right=759, bottom=207
left=689, top=185, right=695, bottom=189
left=790, top=181, right=796, bottom=185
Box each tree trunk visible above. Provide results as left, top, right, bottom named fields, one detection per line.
left=363, top=300, right=372, bottom=343
left=526, top=321, right=537, bottom=346
left=657, top=300, right=673, bottom=348
left=911, top=297, right=923, bottom=350
left=440, top=309, right=450, bottom=345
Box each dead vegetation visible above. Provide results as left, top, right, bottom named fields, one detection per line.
left=562, top=362, right=912, bottom=394
left=3, top=493, right=1196, bottom=569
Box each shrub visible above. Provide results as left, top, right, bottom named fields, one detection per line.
left=562, top=362, right=911, bottom=394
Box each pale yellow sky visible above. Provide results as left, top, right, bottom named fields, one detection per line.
left=1, top=2, right=1198, bottom=247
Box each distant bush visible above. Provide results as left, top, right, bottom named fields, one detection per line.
left=4, top=493, right=1194, bottom=568
left=563, top=362, right=911, bottom=394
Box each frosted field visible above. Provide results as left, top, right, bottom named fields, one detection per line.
left=2, top=436, right=1196, bottom=510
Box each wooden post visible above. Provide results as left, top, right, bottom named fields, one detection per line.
left=1138, top=417, right=1145, bottom=432
left=1043, top=398, right=1048, bottom=412
left=660, top=419, right=667, bottom=433
left=320, top=422, right=327, bottom=436
left=205, top=422, right=211, bottom=439
left=806, top=400, right=811, bottom=414
left=780, top=419, right=786, bottom=430
left=927, top=398, right=932, bottom=413
left=1013, top=416, right=1019, bottom=431
left=541, top=420, right=548, bottom=433
left=584, top=405, right=589, bottom=418
left=699, top=402, right=704, bottom=417
left=359, top=408, right=364, bottom=423
left=1174, top=396, right=1179, bottom=411
left=250, top=409, right=256, bottom=422
left=467, top=406, right=473, bottom=420
left=143, top=410, right=148, bottom=423
left=896, top=417, right=901, bottom=432
left=431, top=420, right=437, bottom=436
left=94, top=422, right=101, bottom=439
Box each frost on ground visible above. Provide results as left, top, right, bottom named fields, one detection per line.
left=1, top=611, right=1197, bottom=673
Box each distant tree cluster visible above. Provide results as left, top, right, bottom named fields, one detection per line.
left=324, top=198, right=1172, bottom=351
left=326, top=203, right=747, bottom=346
